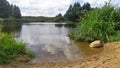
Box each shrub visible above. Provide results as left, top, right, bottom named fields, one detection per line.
left=0, top=33, right=33, bottom=64
left=70, top=3, right=120, bottom=42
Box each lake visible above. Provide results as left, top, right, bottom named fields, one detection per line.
left=1, top=22, right=103, bottom=63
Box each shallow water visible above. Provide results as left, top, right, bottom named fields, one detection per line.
left=2, top=22, right=103, bottom=63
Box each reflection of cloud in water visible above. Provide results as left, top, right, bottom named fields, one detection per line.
left=42, top=43, right=82, bottom=61
left=20, top=24, right=68, bottom=45
left=42, top=44, right=60, bottom=54
left=19, top=24, right=82, bottom=61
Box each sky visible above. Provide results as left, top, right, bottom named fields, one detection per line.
left=7, top=0, right=120, bottom=17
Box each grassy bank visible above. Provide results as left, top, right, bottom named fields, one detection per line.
left=0, top=32, right=34, bottom=64
left=70, top=2, right=120, bottom=42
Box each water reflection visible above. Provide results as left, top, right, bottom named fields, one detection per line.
left=18, top=23, right=83, bottom=62
left=55, top=24, right=63, bottom=27
left=1, top=22, right=103, bottom=62
left=1, top=23, right=22, bottom=33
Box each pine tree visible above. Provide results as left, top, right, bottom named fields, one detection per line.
left=64, top=2, right=91, bottom=22
left=64, top=2, right=81, bottom=22
left=0, top=0, right=10, bottom=18
left=64, top=5, right=73, bottom=21
left=82, top=2, right=91, bottom=11
left=0, top=0, right=21, bottom=18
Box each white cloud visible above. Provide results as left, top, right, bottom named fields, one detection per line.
left=82, top=0, right=108, bottom=7
left=7, top=0, right=120, bottom=17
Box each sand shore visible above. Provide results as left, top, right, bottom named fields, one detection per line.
left=1, top=41, right=120, bottom=68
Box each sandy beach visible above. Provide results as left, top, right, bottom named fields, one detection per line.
left=1, top=41, right=120, bottom=68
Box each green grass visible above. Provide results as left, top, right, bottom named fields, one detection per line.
left=70, top=2, right=120, bottom=42
left=26, top=49, right=34, bottom=58
left=0, top=33, right=34, bottom=64
left=109, top=31, right=120, bottom=42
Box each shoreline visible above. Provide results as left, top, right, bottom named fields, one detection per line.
left=1, top=41, right=120, bottom=68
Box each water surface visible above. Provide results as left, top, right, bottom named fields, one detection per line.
left=1, top=22, right=103, bottom=63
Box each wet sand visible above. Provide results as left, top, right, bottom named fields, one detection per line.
left=1, top=41, right=120, bottom=68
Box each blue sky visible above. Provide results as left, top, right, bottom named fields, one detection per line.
left=7, top=0, right=120, bottom=17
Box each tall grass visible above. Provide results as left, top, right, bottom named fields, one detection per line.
left=70, top=2, right=120, bottom=42
left=0, top=33, right=34, bottom=64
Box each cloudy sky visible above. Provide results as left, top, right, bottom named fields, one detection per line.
left=7, top=0, right=119, bottom=17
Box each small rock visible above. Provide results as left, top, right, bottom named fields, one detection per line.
left=89, top=40, right=103, bottom=48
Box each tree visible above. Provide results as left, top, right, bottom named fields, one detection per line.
left=82, top=2, right=91, bottom=11
left=0, top=0, right=21, bottom=18
left=13, top=5, right=21, bottom=18
left=64, top=5, right=73, bottom=21
left=64, top=2, right=82, bottom=22
left=72, top=2, right=82, bottom=22
left=64, top=2, right=91, bottom=22
left=54, top=13, right=65, bottom=22
left=0, top=0, right=10, bottom=18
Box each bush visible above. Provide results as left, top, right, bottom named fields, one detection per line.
left=70, top=3, right=120, bottom=42
left=0, top=33, right=33, bottom=64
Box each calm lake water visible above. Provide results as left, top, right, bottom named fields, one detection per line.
left=2, top=22, right=103, bottom=63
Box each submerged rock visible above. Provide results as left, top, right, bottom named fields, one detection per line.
left=89, top=40, right=103, bottom=48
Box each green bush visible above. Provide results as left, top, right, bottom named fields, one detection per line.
left=70, top=3, right=120, bottom=42
left=0, top=33, right=33, bottom=64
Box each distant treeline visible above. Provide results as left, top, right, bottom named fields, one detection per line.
left=0, top=0, right=91, bottom=23
left=21, top=2, right=91, bottom=23
left=0, top=14, right=64, bottom=23
left=21, top=13, right=65, bottom=22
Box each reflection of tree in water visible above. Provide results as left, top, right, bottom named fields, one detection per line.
left=64, top=24, right=76, bottom=28
left=55, top=23, right=76, bottom=29
left=55, top=24, right=63, bottom=27
left=1, top=23, right=22, bottom=33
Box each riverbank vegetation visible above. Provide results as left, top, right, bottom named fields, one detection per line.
left=0, top=0, right=34, bottom=62
left=70, top=1, right=120, bottom=42
left=0, top=32, right=34, bottom=64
